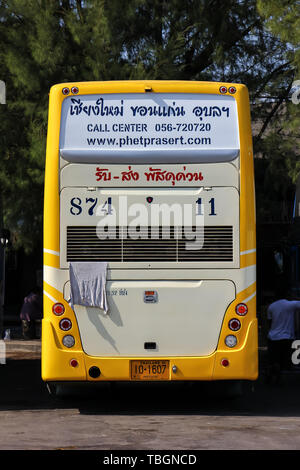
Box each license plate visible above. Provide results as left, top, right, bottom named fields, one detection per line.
left=131, top=360, right=169, bottom=380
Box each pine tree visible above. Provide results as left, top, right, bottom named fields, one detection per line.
left=0, top=0, right=299, bottom=250
left=0, top=0, right=118, bottom=252
left=254, top=0, right=300, bottom=221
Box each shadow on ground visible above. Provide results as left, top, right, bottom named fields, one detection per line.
left=1, top=351, right=300, bottom=417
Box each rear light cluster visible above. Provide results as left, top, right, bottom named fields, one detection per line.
left=53, top=306, right=99, bottom=375
left=52, top=302, right=75, bottom=349
left=225, top=303, right=248, bottom=349
left=219, top=85, right=236, bottom=94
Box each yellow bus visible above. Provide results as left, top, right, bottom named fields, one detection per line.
left=42, top=80, right=257, bottom=394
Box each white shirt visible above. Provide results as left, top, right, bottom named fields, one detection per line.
left=69, top=261, right=108, bottom=313
left=267, top=299, right=300, bottom=341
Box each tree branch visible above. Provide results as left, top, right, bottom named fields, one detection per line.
left=253, top=61, right=292, bottom=100
left=254, top=76, right=294, bottom=144
left=184, top=18, right=260, bottom=75
left=76, top=0, right=84, bottom=23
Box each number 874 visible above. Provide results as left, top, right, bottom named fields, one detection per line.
left=70, top=197, right=112, bottom=216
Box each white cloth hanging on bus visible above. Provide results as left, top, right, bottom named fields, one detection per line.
left=69, top=261, right=108, bottom=314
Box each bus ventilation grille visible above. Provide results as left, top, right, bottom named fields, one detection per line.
left=66, top=226, right=233, bottom=262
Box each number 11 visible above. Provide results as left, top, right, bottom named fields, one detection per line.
left=196, top=197, right=217, bottom=216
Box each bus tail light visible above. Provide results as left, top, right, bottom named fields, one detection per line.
left=52, top=302, right=65, bottom=316
left=221, top=358, right=229, bottom=367
left=219, top=86, right=227, bottom=94
left=59, top=318, right=72, bottom=331
left=228, top=318, right=241, bottom=331
left=225, top=335, right=237, bottom=348
left=236, top=303, right=248, bottom=316
left=228, top=86, right=236, bottom=94
left=71, top=86, right=79, bottom=94
left=62, top=335, right=75, bottom=348
left=70, top=359, right=78, bottom=368
left=62, top=87, right=69, bottom=95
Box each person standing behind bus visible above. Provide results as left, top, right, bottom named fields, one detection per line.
left=267, top=294, right=300, bottom=384
left=20, top=287, right=42, bottom=340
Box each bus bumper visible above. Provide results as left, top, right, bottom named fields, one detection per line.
left=41, top=318, right=258, bottom=382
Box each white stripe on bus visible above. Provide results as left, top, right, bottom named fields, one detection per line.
left=240, top=249, right=256, bottom=255
left=242, top=291, right=256, bottom=304
left=44, top=248, right=60, bottom=256
left=43, top=290, right=58, bottom=303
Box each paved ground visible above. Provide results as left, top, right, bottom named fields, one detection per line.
left=1, top=340, right=300, bottom=451
left=3, top=338, right=41, bottom=360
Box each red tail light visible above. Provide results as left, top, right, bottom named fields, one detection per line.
left=221, top=358, right=229, bottom=367
left=52, top=302, right=65, bottom=316
left=59, top=318, right=72, bottom=331
left=235, top=303, right=248, bottom=316
left=228, top=318, right=241, bottom=331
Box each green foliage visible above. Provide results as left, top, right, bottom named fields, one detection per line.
left=0, top=0, right=299, bottom=250
left=257, top=0, right=300, bottom=71
left=255, top=0, right=300, bottom=222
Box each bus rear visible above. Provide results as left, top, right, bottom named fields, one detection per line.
left=42, top=81, right=258, bottom=386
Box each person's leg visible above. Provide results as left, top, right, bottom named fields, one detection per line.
left=267, top=339, right=281, bottom=383
left=279, top=339, right=292, bottom=371
left=22, top=320, right=35, bottom=340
